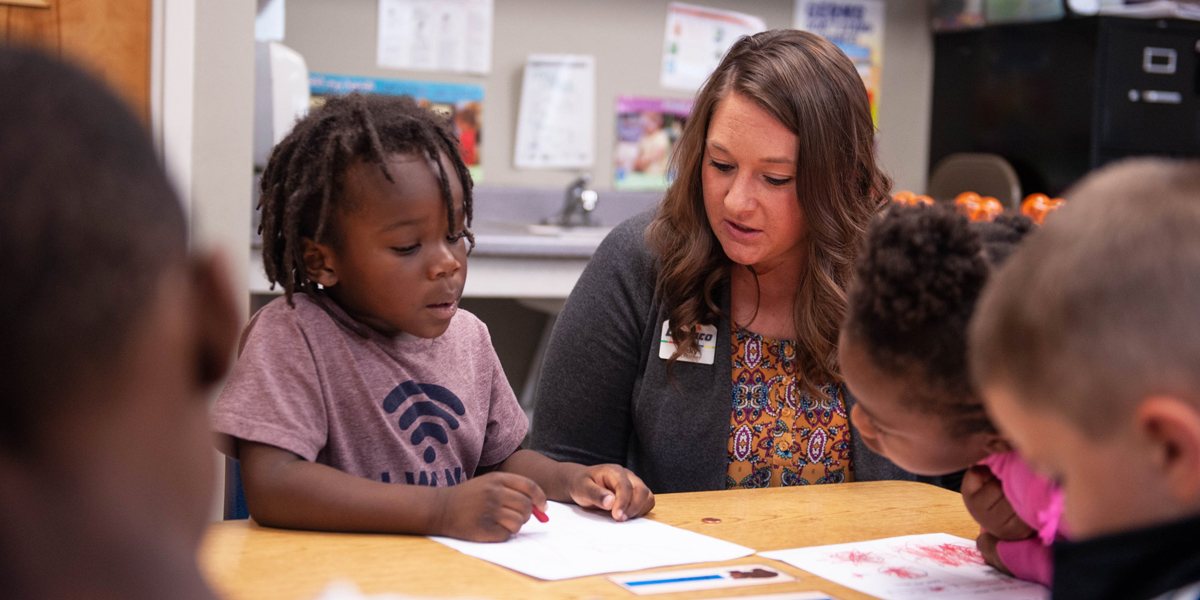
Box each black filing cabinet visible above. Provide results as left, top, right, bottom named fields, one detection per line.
left=930, top=17, right=1200, bottom=196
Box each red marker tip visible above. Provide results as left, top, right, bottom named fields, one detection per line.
left=532, top=507, right=549, bottom=523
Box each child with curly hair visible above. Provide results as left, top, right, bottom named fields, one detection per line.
left=839, top=203, right=1060, bottom=586
left=212, top=93, right=653, bottom=542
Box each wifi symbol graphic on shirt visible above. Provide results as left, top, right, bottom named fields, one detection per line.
left=382, top=381, right=467, bottom=464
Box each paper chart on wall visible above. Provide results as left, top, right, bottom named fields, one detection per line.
left=759, top=533, right=1049, bottom=600
left=376, top=0, right=493, bottom=74
left=429, top=501, right=755, bottom=581
left=513, top=55, right=595, bottom=169
left=660, top=2, right=766, bottom=91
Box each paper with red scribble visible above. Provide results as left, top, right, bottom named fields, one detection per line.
left=902, top=542, right=986, bottom=567
left=758, top=533, right=1048, bottom=600
left=880, top=566, right=927, bottom=579
left=829, top=549, right=884, bottom=566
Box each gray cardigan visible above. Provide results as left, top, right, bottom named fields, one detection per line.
left=530, top=211, right=923, bottom=493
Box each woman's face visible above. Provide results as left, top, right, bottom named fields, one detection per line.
left=702, top=92, right=805, bottom=270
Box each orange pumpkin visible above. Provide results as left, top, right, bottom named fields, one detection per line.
left=977, top=197, right=1004, bottom=222
left=1021, top=193, right=1065, bottom=225
left=892, top=190, right=934, bottom=207
left=954, top=191, right=1001, bottom=222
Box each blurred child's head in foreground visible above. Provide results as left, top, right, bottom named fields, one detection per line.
left=841, top=203, right=1034, bottom=476
left=0, top=48, right=236, bottom=599
left=972, top=158, right=1200, bottom=539
left=257, top=93, right=474, bottom=338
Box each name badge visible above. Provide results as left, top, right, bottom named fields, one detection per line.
left=659, top=320, right=717, bottom=365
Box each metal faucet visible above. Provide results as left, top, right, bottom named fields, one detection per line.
left=555, top=174, right=598, bottom=227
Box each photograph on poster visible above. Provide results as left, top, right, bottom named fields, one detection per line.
left=308, top=72, right=484, bottom=180
left=614, top=96, right=693, bottom=191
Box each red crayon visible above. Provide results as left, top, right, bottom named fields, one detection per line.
left=532, top=506, right=549, bottom=523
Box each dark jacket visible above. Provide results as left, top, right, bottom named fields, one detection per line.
left=1052, top=513, right=1200, bottom=600
left=530, top=211, right=920, bottom=493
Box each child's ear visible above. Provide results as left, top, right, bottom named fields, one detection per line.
left=301, top=238, right=339, bottom=288
left=1136, top=396, right=1200, bottom=504
left=190, top=252, right=240, bottom=387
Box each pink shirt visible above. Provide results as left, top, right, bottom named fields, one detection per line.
left=980, top=451, right=1067, bottom=587
left=212, top=293, right=527, bottom=487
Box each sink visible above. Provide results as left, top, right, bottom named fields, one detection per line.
left=526, top=223, right=613, bottom=238
left=467, top=220, right=614, bottom=258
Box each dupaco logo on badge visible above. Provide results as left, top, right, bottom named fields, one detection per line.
left=659, top=320, right=718, bottom=365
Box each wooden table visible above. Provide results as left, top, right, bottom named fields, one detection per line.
left=201, top=481, right=977, bottom=600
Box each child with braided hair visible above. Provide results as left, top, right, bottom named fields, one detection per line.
left=213, top=93, right=653, bottom=541
left=838, top=203, right=1062, bottom=586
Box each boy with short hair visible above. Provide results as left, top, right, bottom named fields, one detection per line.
left=970, top=158, right=1200, bottom=600
left=0, top=48, right=239, bottom=599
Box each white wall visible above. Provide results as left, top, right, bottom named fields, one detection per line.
left=156, top=0, right=255, bottom=520
left=877, top=0, right=934, bottom=194
left=190, top=0, right=255, bottom=299
left=285, top=0, right=933, bottom=193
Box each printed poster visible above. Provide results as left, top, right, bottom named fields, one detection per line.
left=614, top=96, right=693, bottom=191
left=794, top=0, right=884, bottom=124
left=376, top=0, right=493, bottom=74
left=661, top=3, right=766, bottom=92
left=309, top=72, right=484, bottom=181
left=513, top=55, right=596, bottom=169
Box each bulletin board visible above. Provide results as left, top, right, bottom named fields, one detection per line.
left=282, top=0, right=793, bottom=191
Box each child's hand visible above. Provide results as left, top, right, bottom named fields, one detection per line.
left=961, top=465, right=1036, bottom=541
left=435, top=472, right=547, bottom=542
left=976, top=531, right=1012, bottom=575
left=566, top=464, right=655, bottom=521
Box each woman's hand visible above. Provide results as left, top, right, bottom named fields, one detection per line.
left=961, top=465, right=1036, bottom=541
left=566, top=464, right=656, bottom=521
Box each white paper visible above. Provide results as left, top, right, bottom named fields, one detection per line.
left=660, top=2, right=766, bottom=91
left=759, top=533, right=1049, bottom=600
left=255, top=0, right=285, bottom=42
left=513, top=55, right=595, bottom=169
left=430, top=501, right=755, bottom=581
left=376, top=0, right=493, bottom=74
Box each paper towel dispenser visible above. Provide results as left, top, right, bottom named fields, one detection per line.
left=254, top=40, right=310, bottom=169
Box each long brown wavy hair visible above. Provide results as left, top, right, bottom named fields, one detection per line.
left=646, top=29, right=891, bottom=398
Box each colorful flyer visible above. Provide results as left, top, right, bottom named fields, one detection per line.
left=661, top=2, right=766, bottom=92
left=794, top=0, right=885, bottom=125
left=614, top=96, right=693, bottom=191
left=308, top=72, right=483, bottom=181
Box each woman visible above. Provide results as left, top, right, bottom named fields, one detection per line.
left=531, top=30, right=918, bottom=493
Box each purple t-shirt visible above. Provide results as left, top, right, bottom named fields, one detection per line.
left=212, top=293, right=527, bottom=487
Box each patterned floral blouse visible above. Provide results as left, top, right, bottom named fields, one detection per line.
left=726, top=327, right=855, bottom=489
